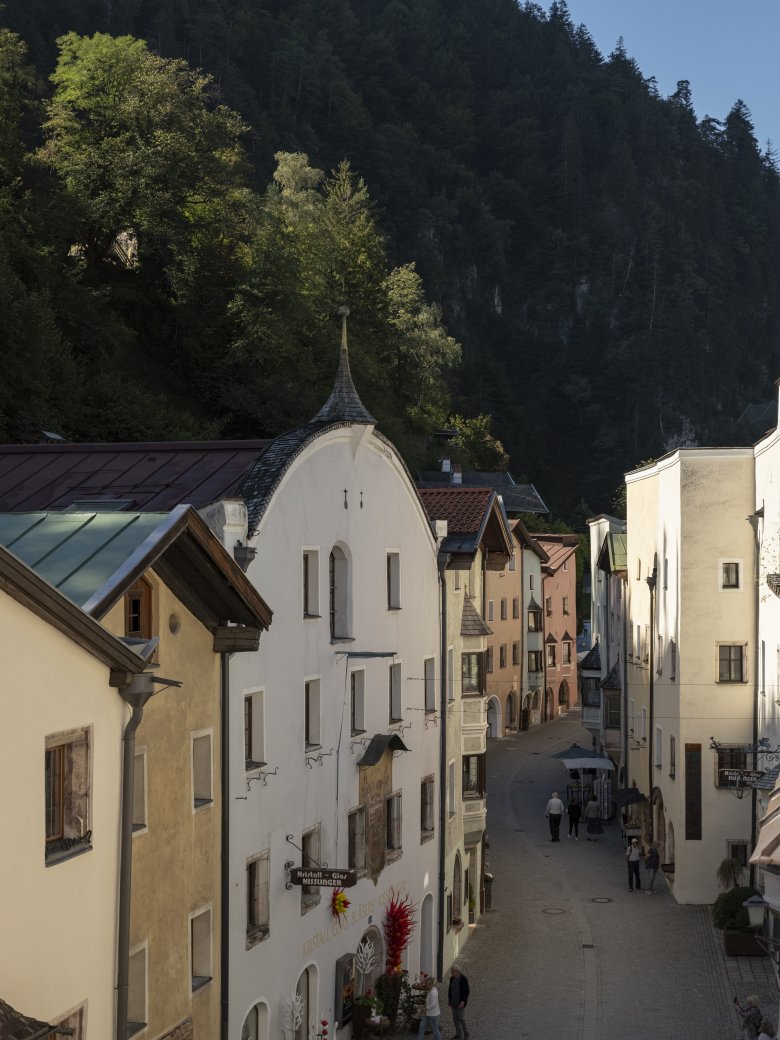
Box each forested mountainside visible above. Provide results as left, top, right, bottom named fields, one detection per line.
left=2, top=0, right=780, bottom=516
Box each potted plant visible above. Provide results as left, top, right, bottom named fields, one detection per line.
left=712, top=861, right=765, bottom=956
left=352, top=992, right=383, bottom=1040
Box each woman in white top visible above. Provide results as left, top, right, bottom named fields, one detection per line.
left=417, top=977, right=443, bottom=1040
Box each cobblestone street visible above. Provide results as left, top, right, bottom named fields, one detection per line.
left=454, top=709, right=778, bottom=1040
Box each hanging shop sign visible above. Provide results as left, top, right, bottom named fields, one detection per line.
left=719, top=769, right=765, bottom=785
left=289, top=868, right=357, bottom=888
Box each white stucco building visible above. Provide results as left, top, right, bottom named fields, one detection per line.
left=625, top=449, right=755, bottom=903
left=209, top=329, right=444, bottom=1040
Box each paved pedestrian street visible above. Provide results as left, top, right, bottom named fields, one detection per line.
left=454, top=709, right=777, bottom=1040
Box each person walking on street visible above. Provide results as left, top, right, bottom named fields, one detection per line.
left=417, top=977, right=443, bottom=1040
left=448, top=964, right=470, bottom=1040
left=567, top=795, right=581, bottom=839
left=735, top=995, right=762, bottom=1039
left=626, top=838, right=642, bottom=890
left=583, top=793, right=603, bottom=841
left=645, top=841, right=660, bottom=893
left=545, top=791, right=564, bottom=841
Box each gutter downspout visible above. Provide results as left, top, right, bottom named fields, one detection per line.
left=115, top=674, right=157, bottom=1040
left=646, top=566, right=657, bottom=843
left=436, top=551, right=451, bottom=983
left=221, top=652, right=231, bottom=1040
left=749, top=509, right=762, bottom=889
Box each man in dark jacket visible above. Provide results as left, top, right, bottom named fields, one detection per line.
left=448, top=964, right=470, bottom=1040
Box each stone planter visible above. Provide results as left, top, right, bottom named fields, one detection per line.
left=722, top=930, right=767, bottom=957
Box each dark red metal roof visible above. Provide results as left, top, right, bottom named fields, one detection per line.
left=0, top=441, right=272, bottom=512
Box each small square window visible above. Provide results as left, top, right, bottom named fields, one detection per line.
left=546, top=644, right=556, bottom=668
left=718, top=644, right=746, bottom=683
left=499, top=644, right=507, bottom=669
left=512, top=596, right=520, bottom=619
left=722, top=562, right=740, bottom=589
left=562, top=642, right=571, bottom=665
left=530, top=574, right=535, bottom=591
left=487, top=600, right=494, bottom=622
left=125, top=577, right=153, bottom=638
left=191, top=733, right=213, bottom=810
left=461, top=653, right=482, bottom=694
left=191, top=907, right=212, bottom=991
left=485, top=647, right=494, bottom=674
left=562, top=596, right=569, bottom=615
left=512, top=641, right=520, bottom=666
left=528, top=650, right=543, bottom=673
left=500, top=598, right=507, bottom=620
left=509, top=552, right=516, bottom=572
left=545, top=597, right=552, bottom=616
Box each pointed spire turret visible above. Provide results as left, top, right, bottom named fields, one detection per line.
left=312, top=306, right=376, bottom=425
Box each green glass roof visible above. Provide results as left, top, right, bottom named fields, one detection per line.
left=0, top=511, right=170, bottom=607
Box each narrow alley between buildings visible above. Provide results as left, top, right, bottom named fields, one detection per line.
left=455, top=710, right=777, bottom=1040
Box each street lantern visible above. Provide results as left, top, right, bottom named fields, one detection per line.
left=743, top=894, right=767, bottom=930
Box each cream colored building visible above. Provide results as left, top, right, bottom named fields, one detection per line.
left=484, top=530, right=523, bottom=737
left=0, top=545, right=148, bottom=1040
left=418, top=487, right=512, bottom=967
left=625, top=449, right=755, bottom=903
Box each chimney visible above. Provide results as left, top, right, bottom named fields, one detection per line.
left=451, top=464, right=462, bottom=486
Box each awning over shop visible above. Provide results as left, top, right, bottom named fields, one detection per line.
left=614, top=787, right=647, bottom=809
left=551, top=743, right=615, bottom=771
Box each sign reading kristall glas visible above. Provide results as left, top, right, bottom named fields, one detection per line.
left=289, top=868, right=357, bottom=888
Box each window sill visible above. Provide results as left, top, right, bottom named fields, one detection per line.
left=192, top=975, right=212, bottom=993
left=303, top=613, right=322, bottom=621
left=305, top=743, right=322, bottom=754
left=331, top=636, right=355, bottom=644
left=387, top=606, right=402, bottom=612
left=45, top=841, right=93, bottom=868
left=386, top=848, right=403, bottom=863
left=420, top=830, right=435, bottom=845
left=193, top=798, right=213, bottom=811
left=389, top=717, right=403, bottom=725
left=463, top=792, right=485, bottom=801
left=350, top=728, right=367, bottom=737
left=127, top=1023, right=147, bottom=1038
left=246, top=926, right=270, bottom=950
left=246, top=759, right=267, bottom=772
left=424, top=708, right=436, bottom=715
left=132, top=824, right=148, bottom=837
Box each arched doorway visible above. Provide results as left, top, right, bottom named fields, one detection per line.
left=420, top=894, right=434, bottom=976
left=294, top=966, right=317, bottom=1040
left=505, top=690, right=517, bottom=731
left=558, top=680, right=569, bottom=710
left=521, top=693, right=531, bottom=730
left=242, top=1001, right=269, bottom=1040
left=486, top=696, right=502, bottom=738
left=544, top=688, right=554, bottom=722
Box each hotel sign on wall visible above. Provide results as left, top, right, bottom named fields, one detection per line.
left=289, top=868, right=357, bottom=888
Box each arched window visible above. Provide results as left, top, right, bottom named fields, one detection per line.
left=329, top=545, right=350, bottom=639
left=558, top=680, right=569, bottom=706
